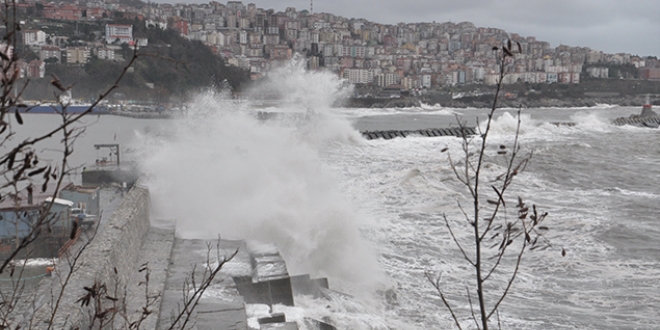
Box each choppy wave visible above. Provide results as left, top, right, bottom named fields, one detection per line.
left=133, top=58, right=659, bottom=329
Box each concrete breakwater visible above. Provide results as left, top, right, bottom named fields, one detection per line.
left=361, top=127, right=478, bottom=140
left=611, top=115, right=660, bottom=127
left=23, top=184, right=335, bottom=330
left=26, top=184, right=151, bottom=329
left=361, top=116, right=659, bottom=141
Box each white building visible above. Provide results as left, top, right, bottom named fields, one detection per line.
left=376, top=73, right=399, bottom=87
left=343, top=68, right=373, bottom=84
left=105, top=24, right=133, bottom=44
left=239, top=30, right=248, bottom=44
left=587, top=67, right=609, bottom=78
left=39, top=45, right=61, bottom=62
left=23, top=30, right=47, bottom=46
left=97, top=47, right=116, bottom=61
left=421, top=74, right=432, bottom=88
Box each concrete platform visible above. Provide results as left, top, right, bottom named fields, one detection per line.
left=155, top=238, right=251, bottom=330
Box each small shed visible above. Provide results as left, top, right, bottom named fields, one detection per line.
left=0, top=202, right=40, bottom=242
left=0, top=183, right=80, bottom=257
left=43, top=197, right=75, bottom=236
left=0, top=183, right=76, bottom=240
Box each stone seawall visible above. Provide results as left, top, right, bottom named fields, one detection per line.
left=29, top=185, right=150, bottom=329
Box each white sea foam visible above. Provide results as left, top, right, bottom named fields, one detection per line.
left=10, top=258, right=56, bottom=267
left=137, top=64, right=384, bottom=297
left=133, top=63, right=660, bottom=329
left=342, top=106, right=457, bottom=117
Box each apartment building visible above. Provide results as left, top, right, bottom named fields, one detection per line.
left=27, top=60, right=46, bottom=79
left=66, top=47, right=90, bottom=65
left=97, top=47, right=117, bottom=61
left=105, top=24, right=133, bottom=44
left=39, top=46, right=62, bottom=62
left=343, top=68, right=373, bottom=84
left=23, top=30, right=47, bottom=46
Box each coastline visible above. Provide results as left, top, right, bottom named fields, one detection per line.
left=17, top=94, right=658, bottom=120
left=341, top=94, right=658, bottom=109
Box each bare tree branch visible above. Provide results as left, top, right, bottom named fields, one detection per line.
left=425, top=271, right=463, bottom=330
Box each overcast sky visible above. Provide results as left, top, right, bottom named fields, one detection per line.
left=165, top=0, right=660, bottom=57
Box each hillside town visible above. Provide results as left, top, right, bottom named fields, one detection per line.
left=10, top=0, right=660, bottom=94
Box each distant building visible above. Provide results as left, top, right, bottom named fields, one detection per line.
left=40, top=46, right=62, bottom=63
left=342, top=68, right=373, bottom=84
left=42, top=4, right=83, bottom=21
left=145, top=20, right=167, bottom=30
left=172, top=20, right=189, bottom=36
left=376, top=73, right=399, bottom=87
left=571, top=72, right=580, bottom=84
left=22, top=30, right=47, bottom=46
left=239, top=30, right=248, bottom=44
left=26, top=60, right=45, bottom=78
left=105, top=24, right=133, bottom=44
left=587, top=67, right=609, bottom=79
left=86, top=7, right=109, bottom=20
left=546, top=73, right=558, bottom=83
left=265, top=45, right=292, bottom=61
left=96, top=47, right=116, bottom=61
left=421, top=74, right=432, bottom=88
left=639, top=68, right=660, bottom=80
left=66, top=46, right=90, bottom=65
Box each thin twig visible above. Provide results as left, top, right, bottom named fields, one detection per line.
left=425, top=272, right=463, bottom=330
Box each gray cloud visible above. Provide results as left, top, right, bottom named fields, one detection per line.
left=172, top=0, right=660, bottom=56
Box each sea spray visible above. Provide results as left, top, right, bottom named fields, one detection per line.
left=137, top=66, right=382, bottom=292
left=245, top=55, right=353, bottom=112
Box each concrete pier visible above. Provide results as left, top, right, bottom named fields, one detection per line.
left=22, top=184, right=335, bottom=330
left=361, top=115, right=660, bottom=142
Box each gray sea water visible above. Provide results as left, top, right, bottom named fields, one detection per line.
left=8, top=82, right=660, bottom=328
left=337, top=105, right=660, bottom=329
left=15, top=99, right=660, bottom=329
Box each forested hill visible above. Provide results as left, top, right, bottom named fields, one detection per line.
left=23, top=21, right=251, bottom=103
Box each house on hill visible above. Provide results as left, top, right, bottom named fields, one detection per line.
left=105, top=24, right=133, bottom=45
